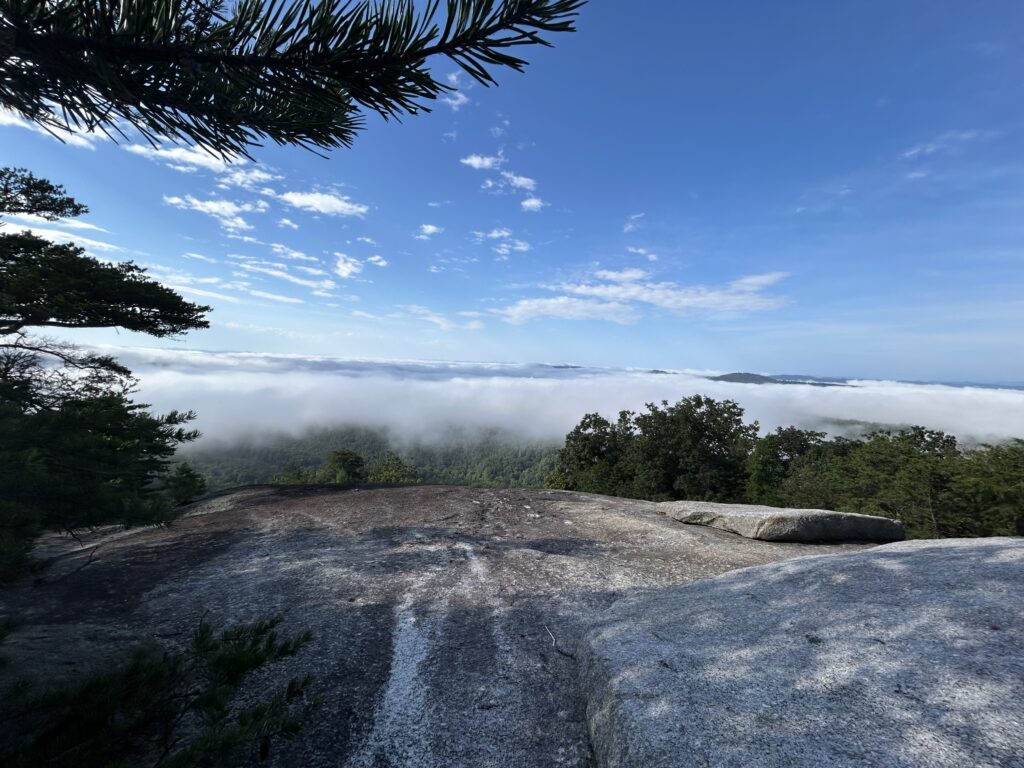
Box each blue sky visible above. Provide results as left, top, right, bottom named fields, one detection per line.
left=3, top=1, right=1024, bottom=382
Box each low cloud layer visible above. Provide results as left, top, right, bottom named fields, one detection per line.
left=111, top=348, right=1024, bottom=446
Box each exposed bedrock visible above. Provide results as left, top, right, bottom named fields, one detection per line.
left=580, top=537, right=1024, bottom=768
left=659, top=499, right=906, bottom=542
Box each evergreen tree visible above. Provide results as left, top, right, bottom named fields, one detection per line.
left=952, top=440, right=1024, bottom=536
left=630, top=396, right=758, bottom=502
left=549, top=396, right=758, bottom=502
left=166, top=462, right=208, bottom=505
left=548, top=411, right=638, bottom=496
left=745, top=426, right=826, bottom=506
left=367, top=452, right=419, bottom=485
left=317, top=449, right=367, bottom=486
left=1, top=0, right=583, bottom=157
left=0, top=169, right=209, bottom=578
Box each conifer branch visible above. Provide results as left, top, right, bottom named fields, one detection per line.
left=0, top=0, right=584, bottom=158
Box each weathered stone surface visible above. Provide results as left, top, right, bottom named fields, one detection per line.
left=580, top=538, right=1024, bottom=768
left=0, top=486, right=864, bottom=767
left=660, top=499, right=905, bottom=542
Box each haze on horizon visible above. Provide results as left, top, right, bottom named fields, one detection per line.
left=102, top=347, right=1024, bottom=448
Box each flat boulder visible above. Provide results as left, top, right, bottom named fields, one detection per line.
left=660, top=500, right=905, bottom=542
left=580, top=538, right=1024, bottom=768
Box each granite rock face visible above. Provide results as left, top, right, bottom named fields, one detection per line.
left=660, top=499, right=905, bottom=542
left=0, top=486, right=865, bottom=767
left=580, top=538, right=1024, bottom=768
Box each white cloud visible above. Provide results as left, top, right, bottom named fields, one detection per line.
left=521, top=197, right=546, bottom=213
left=623, top=213, right=645, bottom=233
left=237, top=262, right=335, bottom=291
left=401, top=305, right=482, bottom=331
left=4, top=212, right=107, bottom=232
left=460, top=153, right=505, bottom=171
left=501, top=171, right=536, bottom=191
left=403, top=305, right=458, bottom=331
left=729, top=272, right=788, bottom=292
left=220, top=167, right=279, bottom=189
left=5, top=224, right=121, bottom=252
left=351, top=310, right=378, bottom=319
left=124, top=144, right=227, bottom=172
left=493, top=239, right=531, bottom=258
left=476, top=227, right=512, bottom=240
left=295, top=265, right=329, bottom=276
left=278, top=218, right=300, bottom=230
left=491, top=119, right=511, bottom=138
left=278, top=191, right=369, bottom=217
left=492, top=297, right=637, bottom=325
left=555, top=271, right=787, bottom=314
left=124, top=144, right=280, bottom=189
left=0, top=109, right=98, bottom=149
left=269, top=243, right=319, bottom=262
left=415, top=224, right=444, bottom=240
left=441, top=72, right=471, bottom=111
left=900, top=130, right=998, bottom=160
left=334, top=252, right=364, bottom=279
left=357, top=236, right=378, bottom=245
left=183, top=252, right=217, bottom=263
left=143, top=265, right=245, bottom=303
left=163, top=195, right=266, bottom=231
left=595, top=268, right=648, bottom=282
left=442, top=90, right=470, bottom=111
left=367, top=255, right=388, bottom=267
left=626, top=246, right=658, bottom=262
left=249, top=289, right=303, bottom=304
left=471, top=227, right=529, bottom=259
left=173, top=286, right=244, bottom=303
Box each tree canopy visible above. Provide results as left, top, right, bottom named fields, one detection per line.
left=0, top=168, right=210, bottom=579
left=547, top=395, right=1024, bottom=539
left=0, top=168, right=210, bottom=338
left=0, top=167, right=87, bottom=220
left=1, top=0, right=584, bottom=157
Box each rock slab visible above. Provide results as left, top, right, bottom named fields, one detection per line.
left=660, top=499, right=905, bottom=542
left=580, top=538, right=1024, bottom=768
left=0, top=486, right=865, bottom=767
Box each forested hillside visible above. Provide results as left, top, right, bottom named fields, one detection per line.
left=182, top=426, right=559, bottom=491
left=184, top=396, right=1023, bottom=541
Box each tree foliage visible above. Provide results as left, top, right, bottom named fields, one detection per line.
left=166, top=462, right=208, bottom=506
left=367, top=452, right=419, bottom=485
left=0, top=168, right=210, bottom=579
left=1, top=232, right=209, bottom=336
left=1, top=173, right=210, bottom=339
left=0, top=167, right=87, bottom=220
left=1, top=0, right=583, bottom=157
left=548, top=395, right=1023, bottom=539
left=2, top=614, right=315, bottom=767
left=195, top=424, right=556, bottom=490
left=551, top=396, right=758, bottom=502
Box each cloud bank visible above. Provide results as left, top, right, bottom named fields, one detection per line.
left=106, top=348, right=1024, bottom=447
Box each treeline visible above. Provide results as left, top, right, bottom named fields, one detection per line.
left=546, top=395, right=1024, bottom=539
left=182, top=425, right=559, bottom=491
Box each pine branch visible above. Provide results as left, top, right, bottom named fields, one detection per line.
left=0, top=0, right=584, bottom=158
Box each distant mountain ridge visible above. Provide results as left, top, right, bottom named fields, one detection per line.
left=707, top=372, right=847, bottom=388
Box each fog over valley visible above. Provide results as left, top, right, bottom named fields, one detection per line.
left=114, top=347, right=1024, bottom=446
